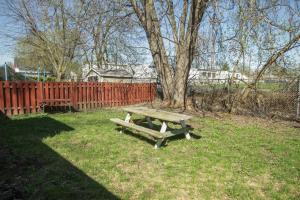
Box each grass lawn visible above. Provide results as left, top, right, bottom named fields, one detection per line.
left=0, top=109, right=299, bottom=199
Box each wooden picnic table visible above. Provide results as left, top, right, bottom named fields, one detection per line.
left=110, top=107, right=193, bottom=149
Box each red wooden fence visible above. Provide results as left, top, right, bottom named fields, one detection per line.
left=0, top=81, right=156, bottom=116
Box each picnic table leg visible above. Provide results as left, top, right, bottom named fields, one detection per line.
left=146, top=116, right=153, bottom=128
left=40, top=103, right=46, bottom=113
left=154, top=139, right=163, bottom=149
left=180, top=121, right=191, bottom=140
left=154, top=121, right=167, bottom=149
left=125, top=112, right=131, bottom=122
left=120, top=112, right=132, bottom=133
left=68, top=103, right=71, bottom=113
left=160, top=121, right=167, bottom=133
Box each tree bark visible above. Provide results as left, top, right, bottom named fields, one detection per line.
left=253, top=32, right=300, bottom=86
left=171, top=54, right=189, bottom=108
left=141, top=0, right=174, bottom=103
left=171, top=1, right=207, bottom=109
left=147, top=33, right=174, bottom=103
left=56, top=71, right=62, bottom=81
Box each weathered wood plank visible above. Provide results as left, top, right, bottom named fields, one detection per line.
left=17, top=82, right=24, bottom=114
left=0, top=82, right=4, bottom=114
left=110, top=118, right=164, bottom=139
left=5, top=81, right=11, bottom=115
left=11, top=82, right=18, bottom=115
left=123, top=107, right=192, bottom=123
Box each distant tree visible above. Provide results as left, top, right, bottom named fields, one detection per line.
left=221, top=62, right=229, bottom=71
left=6, top=0, right=85, bottom=81
left=80, top=0, right=143, bottom=68
left=228, top=0, right=300, bottom=87
left=14, top=35, right=81, bottom=78
left=14, top=36, right=51, bottom=70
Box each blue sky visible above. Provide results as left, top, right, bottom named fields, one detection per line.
left=0, top=0, right=299, bottom=69
left=0, top=11, right=15, bottom=65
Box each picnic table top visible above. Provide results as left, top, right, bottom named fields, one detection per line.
left=123, top=107, right=192, bottom=123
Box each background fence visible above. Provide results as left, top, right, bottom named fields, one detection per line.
left=0, top=81, right=156, bottom=116
left=190, top=78, right=299, bottom=121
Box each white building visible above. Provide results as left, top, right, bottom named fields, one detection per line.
left=82, top=63, right=157, bottom=83
left=189, top=68, right=249, bottom=84
left=14, top=67, right=52, bottom=78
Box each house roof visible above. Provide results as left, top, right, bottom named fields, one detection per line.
left=83, top=63, right=157, bottom=80
left=86, top=68, right=133, bottom=78
left=101, top=69, right=133, bottom=78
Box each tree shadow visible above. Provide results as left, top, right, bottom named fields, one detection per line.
left=0, top=110, right=9, bottom=120
left=0, top=115, right=119, bottom=200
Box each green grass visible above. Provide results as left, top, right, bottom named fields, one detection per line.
left=0, top=109, right=299, bottom=199
left=256, top=82, right=287, bottom=91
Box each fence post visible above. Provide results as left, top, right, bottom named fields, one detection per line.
left=297, top=77, right=300, bottom=119
left=37, top=82, right=43, bottom=112
left=4, top=81, right=11, bottom=115
left=0, top=81, right=4, bottom=114
left=72, top=82, right=78, bottom=111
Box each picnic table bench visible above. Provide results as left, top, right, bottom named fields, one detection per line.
left=39, top=99, right=72, bottom=112
left=110, top=107, right=193, bottom=149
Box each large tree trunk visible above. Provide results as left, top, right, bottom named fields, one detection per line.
left=142, top=0, right=174, bottom=104
left=172, top=55, right=190, bottom=108
left=147, top=33, right=174, bottom=104
left=130, top=0, right=208, bottom=108
left=172, top=78, right=187, bottom=108
left=56, top=71, right=62, bottom=81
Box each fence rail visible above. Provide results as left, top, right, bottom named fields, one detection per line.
left=0, top=81, right=156, bottom=116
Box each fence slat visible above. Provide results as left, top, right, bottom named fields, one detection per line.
left=24, top=82, right=30, bottom=114
left=72, top=83, right=77, bottom=111
left=30, top=82, right=36, bottom=113
left=0, top=82, right=4, bottom=114
left=37, top=82, right=43, bottom=112
left=78, top=83, right=83, bottom=110
left=83, top=82, right=87, bottom=110
left=101, top=83, right=104, bottom=107
left=87, top=82, right=91, bottom=109
left=5, top=82, right=11, bottom=116
left=17, top=82, right=24, bottom=114
left=45, top=82, right=49, bottom=100
left=11, top=82, right=18, bottom=115
left=49, top=83, right=54, bottom=108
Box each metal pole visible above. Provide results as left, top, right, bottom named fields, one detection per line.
left=37, top=66, right=40, bottom=81
left=297, top=77, right=300, bottom=119
left=43, top=67, right=46, bottom=82
left=4, top=62, right=8, bottom=81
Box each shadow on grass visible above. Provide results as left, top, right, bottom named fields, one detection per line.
left=42, top=105, right=80, bottom=114
left=0, top=114, right=119, bottom=200
left=0, top=110, right=9, bottom=120
left=115, top=119, right=201, bottom=148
